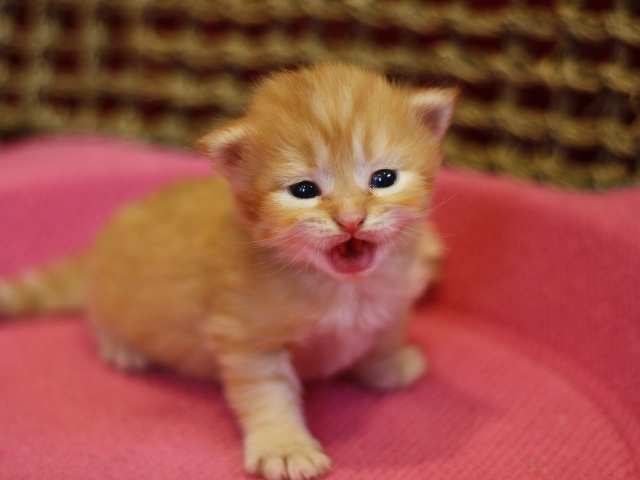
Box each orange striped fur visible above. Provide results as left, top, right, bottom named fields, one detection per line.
left=0, top=63, right=457, bottom=480
left=0, top=253, right=87, bottom=318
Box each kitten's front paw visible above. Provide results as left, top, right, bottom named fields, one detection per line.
left=354, top=345, right=427, bottom=390
left=244, top=432, right=332, bottom=480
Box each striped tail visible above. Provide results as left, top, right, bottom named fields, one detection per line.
left=0, top=253, right=88, bottom=318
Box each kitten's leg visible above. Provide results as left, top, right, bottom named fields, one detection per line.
left=220, top=349, right=331, bottom=480
left=352, top=315, right=427, bottom=391
left=94, top=328, right=149, bottom=371
left=353, top=345, right=427, bottom=391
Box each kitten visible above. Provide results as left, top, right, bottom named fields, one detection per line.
left=0, top=63, right=456, bottom=480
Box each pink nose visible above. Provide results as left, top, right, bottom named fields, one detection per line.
left=336, top=216, right=365, bottom=235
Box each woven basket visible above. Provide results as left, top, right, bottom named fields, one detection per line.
left=1, top=0, right=639, bottom=188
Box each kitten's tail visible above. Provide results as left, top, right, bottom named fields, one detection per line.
left=0, top=253, right=88, bottom=318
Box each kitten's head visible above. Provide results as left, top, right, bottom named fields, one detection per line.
left=198, top=63, right=457, bottom=281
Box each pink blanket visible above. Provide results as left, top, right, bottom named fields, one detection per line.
left=1, top=136, right=639, bottom=479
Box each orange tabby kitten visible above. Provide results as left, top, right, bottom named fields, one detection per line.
left=0, top=63, right=456, bottom=480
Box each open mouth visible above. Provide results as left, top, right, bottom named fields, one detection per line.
left=328, top=238, right=376, bottom=274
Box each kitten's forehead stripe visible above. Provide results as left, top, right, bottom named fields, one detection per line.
left=310, top=86, right=355, bottom=133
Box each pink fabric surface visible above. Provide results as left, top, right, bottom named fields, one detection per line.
left=1, top=136, right=639, bottom=479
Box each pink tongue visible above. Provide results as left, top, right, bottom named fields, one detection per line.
left=329, top=239, right=374, bottom=274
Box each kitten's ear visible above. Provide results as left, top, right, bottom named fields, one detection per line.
left=409, top=88, right=459, bottom=141
left=196, top=121, right=248, bottom=179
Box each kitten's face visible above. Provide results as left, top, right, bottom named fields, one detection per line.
left=199, top=63, right=456, bottom=281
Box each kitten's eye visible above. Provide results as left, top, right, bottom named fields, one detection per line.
left=370, top=169, right=397, bottom=189
left=289, top=181, right=321, bottom=199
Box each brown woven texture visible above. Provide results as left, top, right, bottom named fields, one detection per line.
left=1, top=0, right=639, bottom=188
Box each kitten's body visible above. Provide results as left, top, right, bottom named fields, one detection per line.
left=0, top=63, right=456, bottom=480
left=89, top=176, right=438, bottom=381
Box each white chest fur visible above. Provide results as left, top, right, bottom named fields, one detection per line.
left=290, top=275, right=409, bottom=380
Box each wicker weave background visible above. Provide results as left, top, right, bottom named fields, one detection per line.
left=0, top=0, right=639, bottom=188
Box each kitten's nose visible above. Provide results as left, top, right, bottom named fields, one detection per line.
left=336, top=214, right=365, bottom=235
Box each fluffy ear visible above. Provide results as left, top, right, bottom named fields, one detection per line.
left=196, top=121, right=248, bottom=179
left=409, top=88, right=458, bottom=141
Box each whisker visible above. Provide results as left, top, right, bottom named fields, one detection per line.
left=390, top=237, right=399, bottom=258
left=395, top=234, right=413, bottom=249
left=403, top=224, right=458, bottom=241
left=255, top=238, right=312, bottom=277
left=428, top=189, right=460, bottom=215
left=249, top=238, right=306, bottom=271
left=237, top=230, right=304, bottom=246
left=280, top=240, right=313, bottom=276
left=303, top=240, right=315, bottom=275
left=397, top=231, right=423, bottom=242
